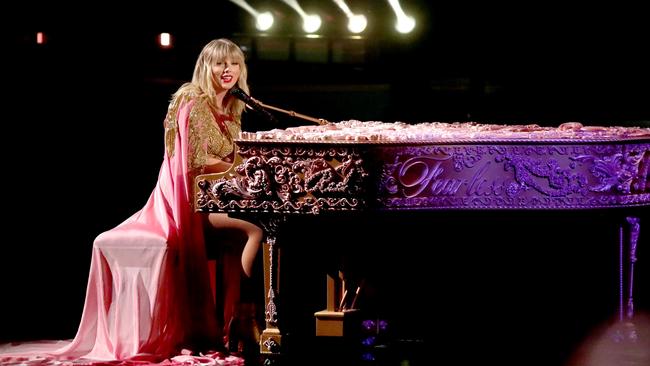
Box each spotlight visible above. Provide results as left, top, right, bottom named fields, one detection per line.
left=302, top=14, right=322, bottom=33
left=348, top=14, right=368, bottom=34
left=332, top=0, right=367, bottom=34
left=281, top=0, right=322, bottom=33
left=387, top=0, right=416, bottom=34
left=230, top=0, right=275, bottom=31
left=396, top=15, right=415, bottom=34
left=256, top=11, right=274, bottom=31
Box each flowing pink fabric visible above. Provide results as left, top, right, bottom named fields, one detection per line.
left=1, top=97, right=231, bottom=363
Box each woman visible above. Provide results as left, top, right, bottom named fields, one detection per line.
left=1, top=38, right=262, bottom=363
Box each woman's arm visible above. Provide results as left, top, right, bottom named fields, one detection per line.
left=203, top=155, right=232, bottom=173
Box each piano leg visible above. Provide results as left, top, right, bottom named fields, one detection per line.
left=259, top=217, right=285, bottom=361
left=614, top=216, right=641, bottom=343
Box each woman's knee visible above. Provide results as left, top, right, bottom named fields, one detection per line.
left=247, top=224, right=263, bottom=241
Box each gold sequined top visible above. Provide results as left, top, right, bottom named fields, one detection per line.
left=164, top=95, right=241, bottom=177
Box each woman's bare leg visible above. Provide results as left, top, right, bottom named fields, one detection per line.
left=207, top=213, right=263, bottom=277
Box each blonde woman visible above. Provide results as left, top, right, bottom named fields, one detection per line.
left=1, top=38, right=261, bottom=364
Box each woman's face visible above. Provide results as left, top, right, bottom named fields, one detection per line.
left=212, top=56, right=241, bottom=91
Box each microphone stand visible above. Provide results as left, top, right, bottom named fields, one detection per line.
left=252, top=98, right=330, bottom=126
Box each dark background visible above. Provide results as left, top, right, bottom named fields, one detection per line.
left=4, top=1, right=649, bottom=365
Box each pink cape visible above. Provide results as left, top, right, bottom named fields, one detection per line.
left=1, top=97, right=231, bottom=363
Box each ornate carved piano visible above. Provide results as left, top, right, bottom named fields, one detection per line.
left=195, top=120, right=650, bottom=359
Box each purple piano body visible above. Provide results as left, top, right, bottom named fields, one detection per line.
left=195, top=121, right=650, bottom=357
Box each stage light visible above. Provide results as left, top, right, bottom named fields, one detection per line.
left=281, top=0, right=322, bottom=33
left=387, top=0, right=416, bottom=34
left=229, top=0, right=275, bottom=31
left=303, top=14, right=322, bottom=33
left=256, top=11, right=274, bottom=31
left=348, top=14, right=368, bottom=34
left=158, top=33, right=172, bottom=48
left=332, top=0, right=367, bottom=33
left=36, top=32, right=45, bottom=45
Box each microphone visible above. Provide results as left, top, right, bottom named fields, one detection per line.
left=228, top=86, right=278, bottom=124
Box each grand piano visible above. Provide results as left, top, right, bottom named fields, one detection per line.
left=195, top=120, right=650, bottom=360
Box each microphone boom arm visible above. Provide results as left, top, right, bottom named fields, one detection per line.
left=253, top=98, right=330, bottom=126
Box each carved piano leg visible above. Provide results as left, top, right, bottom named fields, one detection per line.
left=625, top=216, right=640, bottom=322
left=259, top=217, right=285, bottom=361
left=614, top=215, right=641, bottom=342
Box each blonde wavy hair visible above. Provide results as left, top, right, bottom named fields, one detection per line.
left=173, top=38, right=249, bottom=120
